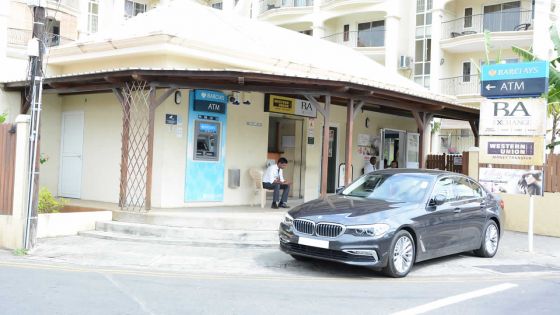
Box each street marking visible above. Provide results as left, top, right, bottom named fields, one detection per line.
left=391, top=283, right=518, bottom=315
left=103, top=273, right=156, bottom=315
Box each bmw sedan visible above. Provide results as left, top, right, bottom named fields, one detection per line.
left=279, top=169, right=504, bottom=277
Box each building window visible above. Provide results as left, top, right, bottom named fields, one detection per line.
left=462, top=61, right=471, bottom=82
left=343, top=24, right=349, bottom=42
left=483, top=1, right=521, bottom=32
left=125, top=0, right=147, bottom=19
left=299, top=30, right=313, bottom=36
left=414, top=0, right=432, bottom=88
left=45, top=17, right=60, bottom=47
left=211, top=2, right=223, bottom=10
left=464, top=8, right=473, bottom=28
left=357, top=20, right=385, bottom=47
left=88, top=0, right=99, bottom=33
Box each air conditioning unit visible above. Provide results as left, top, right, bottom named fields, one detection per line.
left=399, top=56, right=412, bottom=69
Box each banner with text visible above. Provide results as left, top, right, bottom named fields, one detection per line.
left=480, top=98, right=547, bottom=136
left=479, top=136, right=545, bottom=165
left=479, top=168, right=544, bottom=196
left=265, top=95, right=317, bottom=118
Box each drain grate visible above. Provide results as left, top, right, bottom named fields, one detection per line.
left=475, top=264, right=560, bottom=273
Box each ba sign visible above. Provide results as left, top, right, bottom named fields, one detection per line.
left=479, top=98, right=547, bottom=136
left=480, top=61, right=549, bottom=98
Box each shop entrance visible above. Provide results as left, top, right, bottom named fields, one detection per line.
left=380, top=129, right=420, bottom=169
left=267, top=116, right=305, bottom=199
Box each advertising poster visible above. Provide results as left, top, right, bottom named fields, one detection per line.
left=479, top=168, right=544, bottom=196
left=479, top=136, right=545, bottom=165
left=479, top=98, right=547, bottom=136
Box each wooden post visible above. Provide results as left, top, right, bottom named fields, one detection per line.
left=344, top=99, right=354, bottom=186
left=320, top=96, right=331, bottom=197
left=469, top=120, right=479, bottom=147
left=145, top=86, right=157, bottom=210
left=113, top=88, right=129, bottom=208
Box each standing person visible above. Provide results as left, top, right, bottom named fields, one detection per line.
left=389, top=160, right=398, bottom=168
left=262, top=157, right=290, bottom=209
left=364, top=156, right=378, bottom=174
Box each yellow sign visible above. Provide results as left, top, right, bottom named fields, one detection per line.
left=479, top=136, right=545, bottom=166
left=266, top=95, right=317, bottom=118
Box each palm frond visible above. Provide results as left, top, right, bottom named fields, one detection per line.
left=550, top=24, right=560, bottom=52
left=511, top=45, right=536, bottom=61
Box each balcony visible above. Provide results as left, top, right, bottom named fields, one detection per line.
left=7, top=28, right=73, bottom=47
left=323, top=30, right=385, bottom=47
left=442, top=10, right=532, bottom=40
left=259, top=0, right=314, bottom=14
left=440, top=75, right=481, bottom=97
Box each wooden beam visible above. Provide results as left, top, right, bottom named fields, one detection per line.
left=145, top=86, right=157, bottom=210
left=304, top=95, right=326, bottom=117
left=352, top=100, right=364, bottom=119
left=469, top=120, right=480, bottom=147
left=320, top=96, right=331, bottom=198
left=113, top=87, right=129, bottom=208
left=345, top=98, right=354, bottom=186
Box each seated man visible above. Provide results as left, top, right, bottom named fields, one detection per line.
left=262, top=157, right=290, bottom=209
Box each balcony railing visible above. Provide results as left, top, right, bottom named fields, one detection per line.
left=323, top=30, right=385, bottom=48
left=442, top=10, right=532, bottom=40
left=7, top=28, right=73, bottom=47
left=440, top=75, right=481, bottom=96
left=259, top=0, right=314, bottom=14
left=47, top=0, right=80, bottom=11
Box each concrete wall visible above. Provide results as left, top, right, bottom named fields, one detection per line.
left=500, top=193, right=560, bottom=238
left=37, top=211, right=112, bottom=238
left=0, top=115, right=30, bottom=250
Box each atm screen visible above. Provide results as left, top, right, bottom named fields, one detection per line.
left=199, top=123, right=217, bottom=134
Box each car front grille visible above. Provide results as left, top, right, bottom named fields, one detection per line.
left=281, top=243, right=374, bottom=262
left=315, top=223, right=344, bottom=238
left=293, top=220, right=344, bottom=238
left=294, top=219, right=314, bottom=235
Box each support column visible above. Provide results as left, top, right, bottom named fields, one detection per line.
left=312, top=0, right=325, bottom=39
left=412, top=111, right=433, bottom=168
left=469, top=120, right=479, bottom=147
left=533, top=0, right=552, bottom=59
left=384, top=15, right=400, bottom=72
left=305, top=95, right=331, bottom=198
left=344, top=99, right=354, bottom=186
left=429, top=5, right=444, bottom=93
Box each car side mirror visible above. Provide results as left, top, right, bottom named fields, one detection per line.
left=335, top=186, right=345, bottom=194
left=429, top=194, right=446, bottom=206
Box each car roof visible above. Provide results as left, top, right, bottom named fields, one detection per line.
left=371, top=169, right=459, bottom=177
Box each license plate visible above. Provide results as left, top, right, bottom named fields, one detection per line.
left=298, top=237, right=329, bottom=249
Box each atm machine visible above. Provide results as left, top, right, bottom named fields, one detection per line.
left=185, top=90, right=227, bottom=202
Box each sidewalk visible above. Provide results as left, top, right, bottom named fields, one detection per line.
left=1, top=231, right=559, bottom=279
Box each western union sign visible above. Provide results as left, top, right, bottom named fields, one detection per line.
left=265, top=95, right=317, bottom=118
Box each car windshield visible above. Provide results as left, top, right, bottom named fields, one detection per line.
left=341, top=173, right=433, bottom=203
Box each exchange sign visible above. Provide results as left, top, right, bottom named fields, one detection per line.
left=479, top=98, right=547, bottom=136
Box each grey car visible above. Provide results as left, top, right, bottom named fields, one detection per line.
left=279, top=169, right=504, bottom=277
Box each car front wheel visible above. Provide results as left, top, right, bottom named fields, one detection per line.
left=474, top=220, right=499, bottom=258
left=383, top=230, right=415, bottom=278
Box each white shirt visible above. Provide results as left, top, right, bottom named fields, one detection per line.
left=364, top=162, right=376, bottom=174
left=263, top=164, right=284, bottom=184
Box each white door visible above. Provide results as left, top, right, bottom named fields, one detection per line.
left=406, top=132, right=420, bottom=169
left=59, top=112, right=84, bottom=198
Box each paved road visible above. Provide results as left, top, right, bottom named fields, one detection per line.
left=1, top=260, right=559, bottom=315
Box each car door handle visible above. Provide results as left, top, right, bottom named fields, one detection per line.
left=453, top=208, right=461, bottom=213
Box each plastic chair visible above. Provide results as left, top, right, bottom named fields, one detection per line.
left=248, top=168, right=274, bottom=208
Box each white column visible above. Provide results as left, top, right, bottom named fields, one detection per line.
left=223, top=0, right=235, bottom=11
left=384, top=15, right=400, bottom=71
left=251, top=0, right=260, bottom=19
left=0, top=0, right=9, bottom=81
left=533, top=0, right=553, bottom=59
left=311, top=0, right=325, bottom=39
left=429, top=6, right=444, bottom=93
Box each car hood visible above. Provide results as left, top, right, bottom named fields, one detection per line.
left=289, top=195, right=418, bottom=224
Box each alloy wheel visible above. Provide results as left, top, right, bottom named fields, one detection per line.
left=485, top=224, right=499, bottom=255
left=393, top=235, right=413, bottom=274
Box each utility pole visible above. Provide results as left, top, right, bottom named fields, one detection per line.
left=23, top=1, right=46, bottom=250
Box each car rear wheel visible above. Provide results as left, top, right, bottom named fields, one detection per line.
left=474, top=220, right=499, bottom=258
left=383, top=230, right=415, bottom=278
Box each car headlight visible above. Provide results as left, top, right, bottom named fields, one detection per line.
left=283, top=213, right=294, bottom=226
left=346, top=223, right=389, bottom=237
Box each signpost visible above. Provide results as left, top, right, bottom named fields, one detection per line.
left=480, top=60, right=549, bottom=252
left=480, top=61, right=549, bottom=98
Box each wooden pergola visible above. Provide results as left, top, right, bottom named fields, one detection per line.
left=3, top=69, right=480, bottom=210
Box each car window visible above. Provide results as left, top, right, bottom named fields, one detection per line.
left=454, top=177, right=475, bottom=201
left=468, top=179, right=484, bottom=198
left=342, top=173, right=431, bottom=203
left=432, top=177, right=456, bottom=203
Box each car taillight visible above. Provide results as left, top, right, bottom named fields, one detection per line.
left=499, top=200, right=505, bottom=210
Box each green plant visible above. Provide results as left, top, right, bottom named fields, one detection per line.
left=12, top=248, right=28, bottom=256
left=39, top=153, right=49, bottom=165
left=0, top=113, right=7, bottom=124
left=38, top=187, right=66, bottom=214
left=431, top=120, right=441, bottom=134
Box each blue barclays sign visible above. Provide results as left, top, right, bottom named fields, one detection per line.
left=481, top=61, right=549, bottom=98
